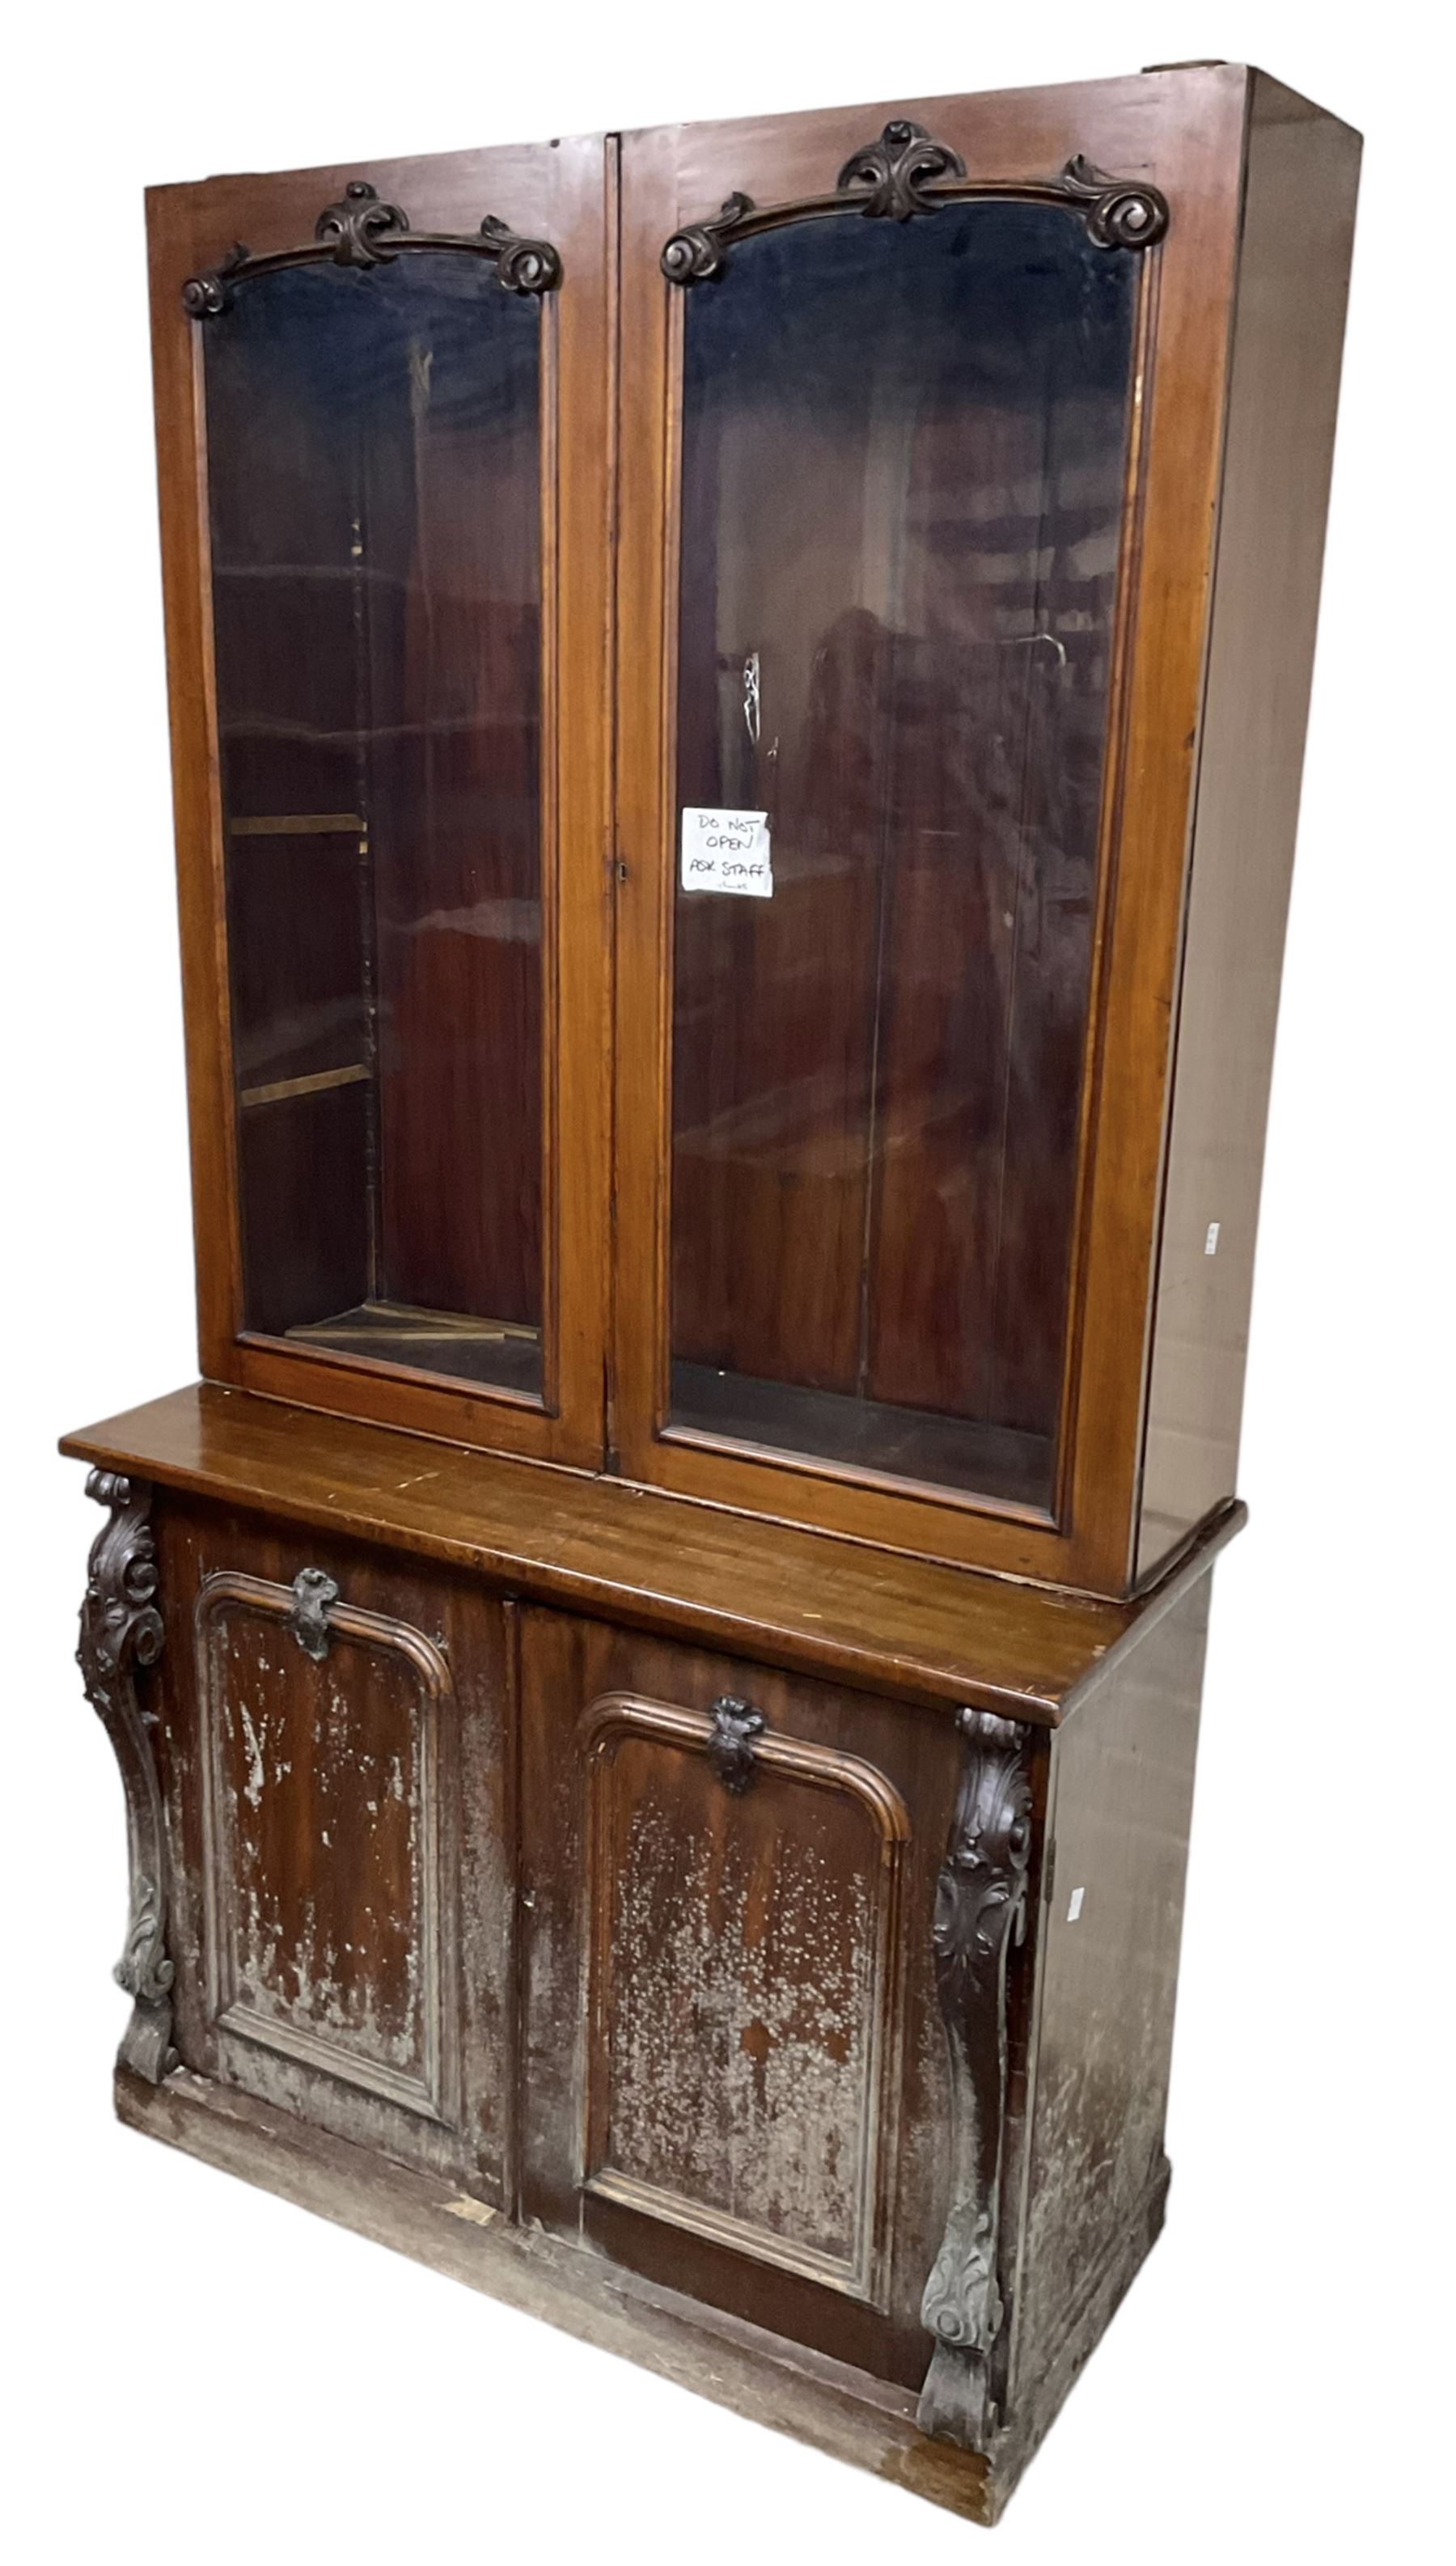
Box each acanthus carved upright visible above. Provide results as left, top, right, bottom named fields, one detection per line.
left=918, top=1709, right=1034, bottom=2450
left=77, top=1471, right=176, bottom=2083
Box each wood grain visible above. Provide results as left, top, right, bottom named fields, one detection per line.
left=1136, top=75, right=1361, bottom=1576
left=60, top=1381, right=1240, bottom=1720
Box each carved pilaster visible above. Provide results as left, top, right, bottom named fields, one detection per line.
left=77, top=1471, right=176, bottom=2082
left=918, top=1709, right=1033, bottom=2450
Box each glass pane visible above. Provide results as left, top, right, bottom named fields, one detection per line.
left=669, top=203, right=1136, bottom=1508
left=205, top=253, right=544, bottom=1393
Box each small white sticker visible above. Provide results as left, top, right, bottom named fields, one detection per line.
left=1204, top=1221, right=1221, bottom=1256
left=680, top=807, right=772, bottom=898
left=1066, top=1886, right=1085, bottom=1924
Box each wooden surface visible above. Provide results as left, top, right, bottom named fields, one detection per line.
left=116, top=2063, right=1002, bottom=2523
left=518, top=1611, right=969, bottom=2386
left=1136, top=75, right=1361, bottom=1575
left=59, top=1383, right=1242, bottom=1720
left=115, top=2047, right=1166, bottom=2526
left=151, top=1505, right=517, bottom=2195
left=1010, top=1575, right=1209, bottom=2411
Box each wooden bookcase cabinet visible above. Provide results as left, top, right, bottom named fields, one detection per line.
left=64, top=65, right=1357, bottom=2526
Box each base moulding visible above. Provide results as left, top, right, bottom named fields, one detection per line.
left=114, top=2063, right=1170, bottom=2527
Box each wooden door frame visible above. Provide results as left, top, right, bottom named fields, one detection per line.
left=610, top=69, right=1252, bottom=1592
left=146, top=133, right=614, bottom=1465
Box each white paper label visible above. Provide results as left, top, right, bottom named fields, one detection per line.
left=1066, top=1886, right=1085, bottom=1925
left=1204, top=1221, right=1221, bottom=1257
left=680, top=807, right=772, bottom=898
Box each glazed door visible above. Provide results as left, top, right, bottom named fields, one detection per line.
left=612, top=78, right=1248, bottom=1587
left=150, top=138, right=612, bottom=1461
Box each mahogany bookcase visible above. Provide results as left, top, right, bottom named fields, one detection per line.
left=63, top=64, right=1358, bottom=2524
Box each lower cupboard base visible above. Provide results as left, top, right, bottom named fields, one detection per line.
left=114, top=2064, right=1170, bottom=2528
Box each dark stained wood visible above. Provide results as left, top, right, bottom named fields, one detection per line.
left=235, top=1078, right=371, bottom=1337
left=1136, top=76, right=1361, bottom=1577
left=61, top=1381, right=1242, bottom=1721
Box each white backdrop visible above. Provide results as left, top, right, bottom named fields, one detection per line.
left=4, top=7, right=1450, bottom=2560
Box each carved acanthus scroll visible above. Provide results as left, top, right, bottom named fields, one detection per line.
left=836, top=119, right=968, bottom=218
left=183, top=178, right=562, bottom=317
left=706, top=1695, right=765, bottom=1793
left=662, top=125, right=1169, bottom=284
left=77, top=1471, right=176, bottom=2083
left=286, top=1566, right=340, bottom=1662
left=918, top=1709, right=1033, bottom=2450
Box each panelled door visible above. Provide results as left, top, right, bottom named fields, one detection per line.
left=517, top=1607, right=999, bottom=2389
left=610, top=77, right=1249, bottom=1590
left=152, top=1500, right=516, bottom=2197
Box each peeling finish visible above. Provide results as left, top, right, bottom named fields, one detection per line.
left=579, top=1692, right=910, bottom=2300
left=605, top=1793, right=872, bottom=2261
left=194, top=1569, right=452, bottom=2124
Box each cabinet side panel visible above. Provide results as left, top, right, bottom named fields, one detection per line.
left=1137, top=82, right=1361, bottom=1577
left=1009, top=1575, right=1209, bottom=2410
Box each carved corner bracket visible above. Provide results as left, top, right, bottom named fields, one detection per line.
left=183, top=179, right=561, bottom=317
left=706, top=1695, right=765, bottom=1793
left=77, top=1471, right=176, bottom=2083
left=661, top=122, right=1168, bottom=284
left=918, top=1708, right=1034, bottom=2451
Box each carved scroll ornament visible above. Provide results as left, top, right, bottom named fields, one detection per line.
left=286, top=1565, right=340, bottom=1662
left=918, top=1709, right=1034, bottom=2450
left=183, top=179, right=561, bottom=317
left=662, top=123, right=1169, bottom=282
left=706, top=1695, right=765, bottom=1793
left=835, top=117, right=968, bottom=217
left=77, top=1471, right=176, bottom=2083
